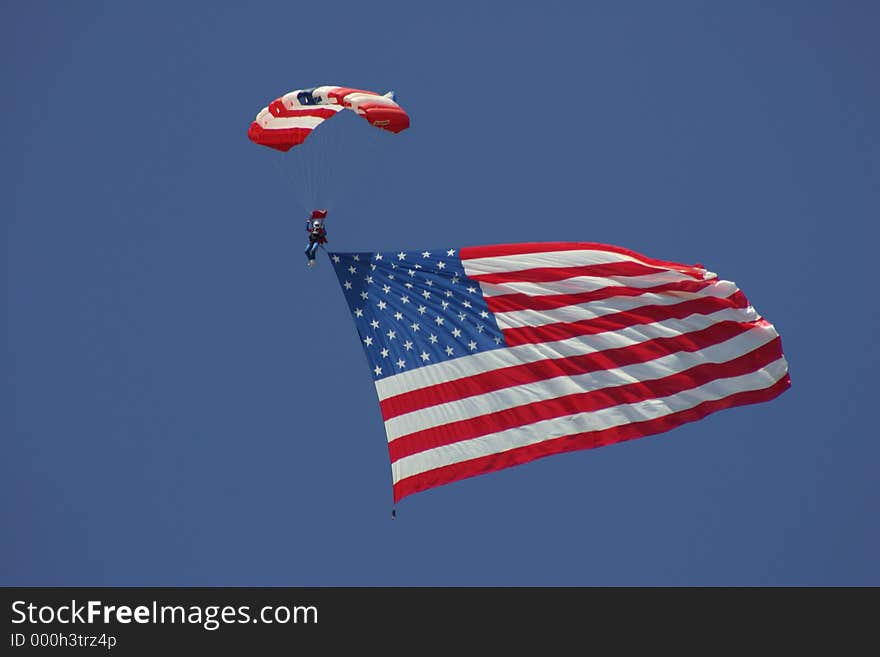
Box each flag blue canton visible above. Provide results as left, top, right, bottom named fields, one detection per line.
left=329, top=249, right=505, bottom=380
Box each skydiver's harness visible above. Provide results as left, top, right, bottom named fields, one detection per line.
left=306, top=221, right=327, bottom=245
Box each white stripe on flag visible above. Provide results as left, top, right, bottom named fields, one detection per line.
left=463, top=248, right=680, bottom=275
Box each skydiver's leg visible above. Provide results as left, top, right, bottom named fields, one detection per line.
left=311, top=241, right=322, bottom=267
left=306, top=240, right=320, bottom=266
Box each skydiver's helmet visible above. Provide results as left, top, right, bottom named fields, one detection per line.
left=310, top=209, right=327, bottom=232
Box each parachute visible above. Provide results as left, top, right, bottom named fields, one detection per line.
left=248, top=85, right=410, bottom=152
left=248, top=84, right=410, bottom=211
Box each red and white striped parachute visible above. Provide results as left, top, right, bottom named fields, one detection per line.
left=248, top=85, right=410, bottom=152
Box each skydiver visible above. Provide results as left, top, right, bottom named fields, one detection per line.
left=305, top=209, right=328, bottom=268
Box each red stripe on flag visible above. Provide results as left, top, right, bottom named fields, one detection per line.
left=502, top=294, right=750, bottom=347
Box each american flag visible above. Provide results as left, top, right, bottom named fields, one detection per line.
left=329, top=242, right=791, bottom=503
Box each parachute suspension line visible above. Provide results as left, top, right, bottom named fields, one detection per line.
left=269, top=156, right=296, bottom=216
left=268, top=145, right=315, bottom=216
left=312, top=122, right=342, bottom=207
left=278, top=117, right=346, bottom=213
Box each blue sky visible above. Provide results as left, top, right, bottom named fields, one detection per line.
left=3, top=1, right=878, bottom=586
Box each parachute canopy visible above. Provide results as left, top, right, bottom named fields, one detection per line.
left=248, top=85, right=410, bottom=152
